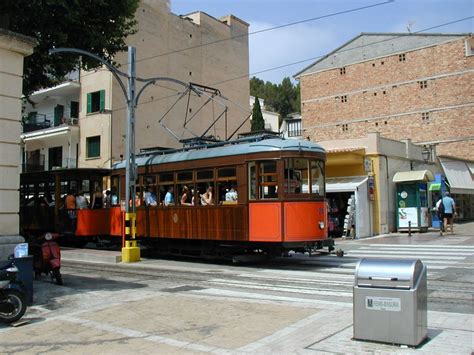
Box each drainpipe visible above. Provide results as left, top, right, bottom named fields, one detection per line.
left=67, top=128, right=71, bottom=168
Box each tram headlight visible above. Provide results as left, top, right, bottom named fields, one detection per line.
left=319, top=221, right=325, bottom=229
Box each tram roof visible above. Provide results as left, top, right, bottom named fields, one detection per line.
left=113, top=138, right=325, bottom=169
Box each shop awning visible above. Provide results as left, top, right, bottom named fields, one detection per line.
left=326, top=176, right=368, bottom=193
left=392, top=170, right=434, bottom=183
left=439, top=158, right=474, bottom=195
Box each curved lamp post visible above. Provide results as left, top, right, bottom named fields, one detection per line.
left=49, top=46, right=192, bottom=260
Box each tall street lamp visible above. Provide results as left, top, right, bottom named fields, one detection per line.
left=49, top=47, right=191, bottom=262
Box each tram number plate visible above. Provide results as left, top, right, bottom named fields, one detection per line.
left=365, top=296, right=401, bottom=312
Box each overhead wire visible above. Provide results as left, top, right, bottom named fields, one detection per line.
left=76, top=0, right=394, bottom=82
left=125, top=0, right=395, bottom=66
left=109, top=15, right=473, bottom=113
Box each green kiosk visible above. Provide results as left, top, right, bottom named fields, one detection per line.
left=393, top=170, right=434, bottom=232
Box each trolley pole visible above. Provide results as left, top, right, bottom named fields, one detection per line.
left=49, top=46, right=193, bottom=263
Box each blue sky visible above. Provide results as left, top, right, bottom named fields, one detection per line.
left=171, top=0, right=473, bottom=83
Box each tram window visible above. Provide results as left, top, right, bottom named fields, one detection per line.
left=197, top=169, right=213, bottom=181
left=159, top=172, right=174, bottom=183
left=111, top=176, right=120, bottom=205
left=197, top=182, right=214, bottom=205
left=218, top=167, right=236, bottom=179
left=81, top=180, right=91, bottom=202
left=177, top=184, right=194, bottom=206
left=159, top=184, right=175, bottom=206
left=284, top=158, right=310, bottom=194
left=26, top=184, right=35, bottom=206
left=177, top=171, right=193, bottom=182
left=260, top=161, right=278, bottom=199
left=248, top=162, right=256, bottom=200
left=60, top=181, right=69, bottom=198
left=311, top=161, right=325, bottom=195
left=217, top=166, right=237, bottom=204
left=70, top=180, right=78, bottom=193
left=217, top=181, right=238, bottom=204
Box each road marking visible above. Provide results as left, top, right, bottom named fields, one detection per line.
left=368, top=244, right=474, bottom=249
left=351, top=250, right=473, bottom=256
left=343, top=253, right=465, bottom=260
left=206, top=279, right=352, bottom=297
left=192, top=288, right=351, bottom=307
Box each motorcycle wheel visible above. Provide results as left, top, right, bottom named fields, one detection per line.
left=0, top=289, right=27, bottom=324
left=52, top=268, right=63, bottom=286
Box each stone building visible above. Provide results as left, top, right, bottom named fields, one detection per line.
left=0, top=29, right=36, bottom=258
left=294, top=33, right=474, bottom=161
left=22, top=0, right=250, bottom=171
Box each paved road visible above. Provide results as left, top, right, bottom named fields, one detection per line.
left=0, top=225, right=472, bottom=354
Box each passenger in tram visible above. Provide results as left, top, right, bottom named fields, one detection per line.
left=65, top=190, right=77, bottom=231
left=76, top=190, right=89, bottom=209
left=225, top=186, right=238, bottom=202
left=201, top=185, right=214, bottom=206
left=104, top=190, right=112, bottom=208
left=90, top=186, right=103, bottom=209
left=41, top=192, right=55, bottom=207
left=110, top=186, right=119, bottom=206
left=180, top=186, right=192, bottom=206
left=191, top=188, right=196, bottom=205
left=144, top=186, right=158, bottom=206
left=164, top=186, right=174, bottom=206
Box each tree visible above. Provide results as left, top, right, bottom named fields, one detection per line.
left=0, top=0, right=139, bottom=95
left=251, top=96, right=265, bottom=132
left=249, top=76, right=301, bottom=118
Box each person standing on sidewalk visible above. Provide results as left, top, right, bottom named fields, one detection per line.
left=440, top=192, right=456, bottom=235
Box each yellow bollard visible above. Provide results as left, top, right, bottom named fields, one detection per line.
left=121, top=212, right=140, bottom=263
left=122, top=240, right=140, bottom=263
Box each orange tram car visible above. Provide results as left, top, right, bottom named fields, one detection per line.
left=20, top=136, right=334, bottom=258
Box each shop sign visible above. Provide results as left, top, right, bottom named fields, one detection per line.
left=364, top=158, right=372, bottom=172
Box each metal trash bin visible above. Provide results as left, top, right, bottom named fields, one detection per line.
left=353, top=258, right=427, bottom=346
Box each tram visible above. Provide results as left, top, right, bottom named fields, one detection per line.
left=20, top=136, right=333, bottom=257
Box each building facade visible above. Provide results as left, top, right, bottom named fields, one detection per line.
left=295, top=33, right=474, bottom=161
left=320, top=132, right=439, bottom=237
left=22, top=0, right=250, bottom=171
left=0, top=29, right=35, bottom=258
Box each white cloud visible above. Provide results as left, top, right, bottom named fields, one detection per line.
left=248, top=21, right=337, bottom=83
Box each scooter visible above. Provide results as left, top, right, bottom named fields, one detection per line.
left=0, top=259, right=28, bottom=323
left=32, top=233, right=62, bottom=285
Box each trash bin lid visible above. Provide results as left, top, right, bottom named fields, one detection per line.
left=354, top=258, right=424, bottom=289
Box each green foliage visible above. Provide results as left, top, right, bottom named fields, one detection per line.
left=251, top=96, right=265, bottom=132
left=0, top=0, right=140, bottom=95
left=250, top=76, right=300, bottom=118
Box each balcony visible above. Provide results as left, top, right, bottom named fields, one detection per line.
left=22, top=112, right=78, bottom=133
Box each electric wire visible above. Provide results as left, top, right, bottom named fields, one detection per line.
left=77, top=0, right=394, bottom=81
left=108, top=16, right=473, bottom=113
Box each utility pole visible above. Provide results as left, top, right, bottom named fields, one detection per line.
left=124, top=47, right=137, bottom=257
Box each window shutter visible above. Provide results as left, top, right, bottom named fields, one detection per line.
left=99, top=90, right=105, bottom=112
left=70, top=101, right=79, bottom=118
left=87, top=93, right=92, bottom=114
left=87, top=136, right=101, bottom=158
left=54, top=105, right=64, bottom=126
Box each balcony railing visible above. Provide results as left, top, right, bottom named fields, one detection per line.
left=22, top=112, right=78, bottom=133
